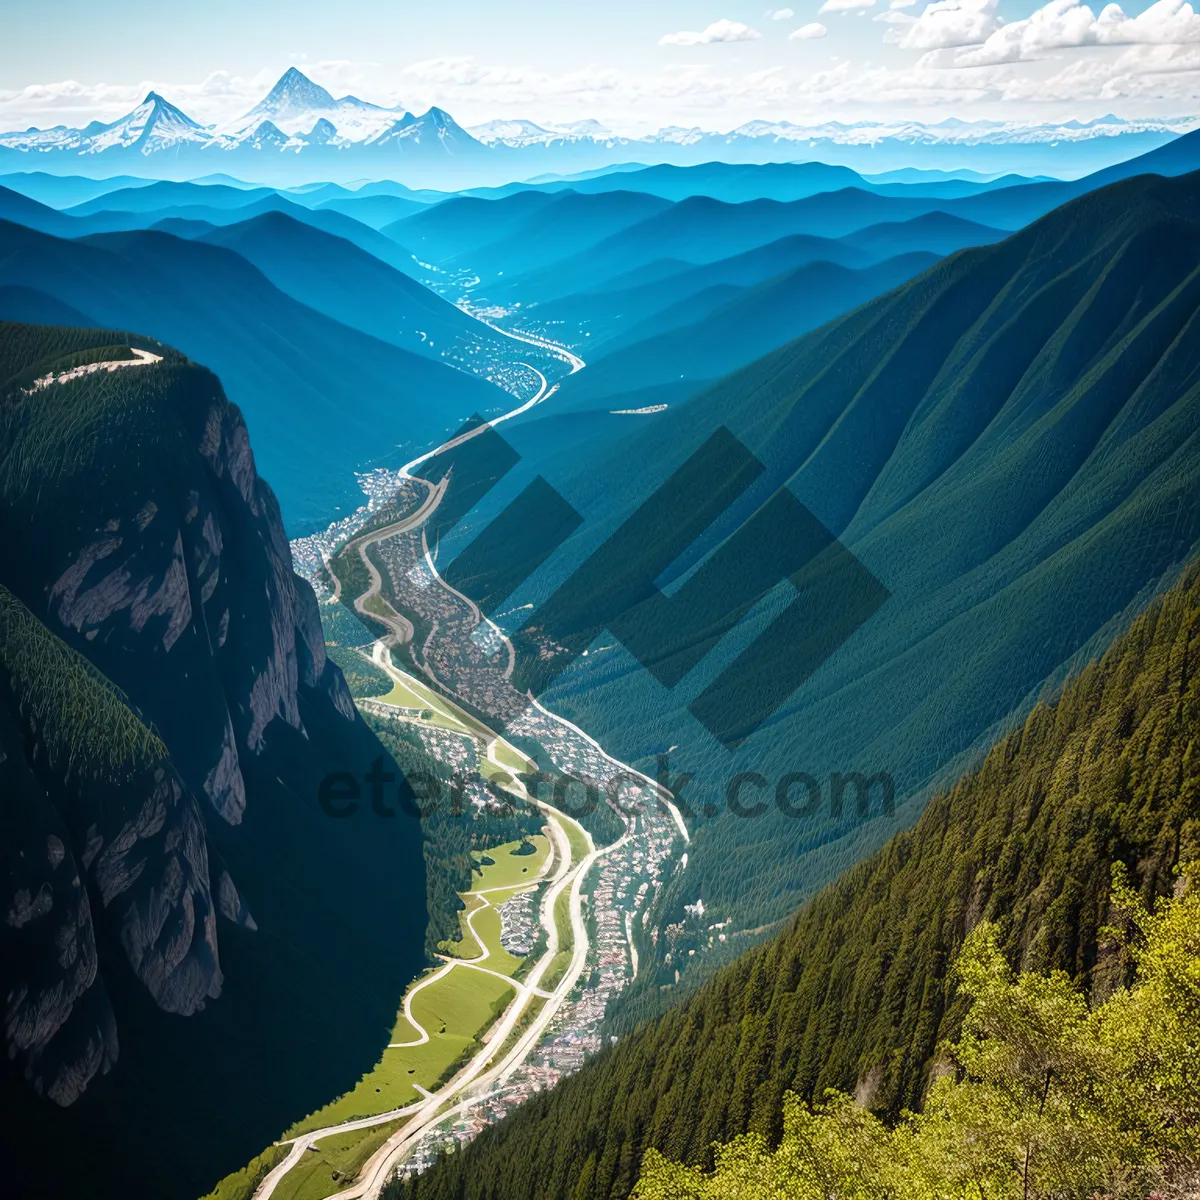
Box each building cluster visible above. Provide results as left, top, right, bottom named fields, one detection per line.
left=497, top=889, right=537, bottom=957
left=287, top=416, right=695, bottom=1187
left=397, top=801, right=681, bottom=1179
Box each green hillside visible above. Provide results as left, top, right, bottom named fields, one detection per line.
left=635, top=872, right=1200, bottom=1199
left=490, top=169, right=1200, bottom=1000
left=390, top=552, right=1200, bottom=1200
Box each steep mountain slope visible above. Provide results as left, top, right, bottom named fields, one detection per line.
left=464, top=160, right=1045, bottom=205
left=313, top=193, right=429, bottom=228
left=444, top=189, right=675, bottom=282
left=554, top=252, right=940, bottom=406
left=475, top=192, right=984, bottom=306
left=216, top=65, right=404, bottom=143
left=59, top=184, right=423, bottom=276
left=148, top=216, right=218, bottom=238
left=1084, top=124, right=1200, bottom=188
left=0, top=183, right=80, bottom=236
left=0, top=284, right=96, bottom=326
left=66, top=180, right=280, bottom=215
left=367, top=106, right=490, bottom=162
left=0, top=220, right=504, bottom=532
left=473, top=169, right=1200, bottom=1004
left=839, top=210, right=1006, bottom=257
left=536, top=189, right=972, bottom=266
left=534, top=213, right=999, bottom=344
left=393, top=559, right=1200, bottom=1200
left=484, top=160, right=868, bottom=203
left=72, top=91, right=209, bottom=154
left=386, top=188, right=672, bottom=278
left=0, top=323, right=427, bottom=1199
left=383, top=189, right=561, bottom=260
left=475, top=136, right=1200, bottom=307
left=195, top=209, right=514, bottom=362
left=0, top=171, right=157, bottom=208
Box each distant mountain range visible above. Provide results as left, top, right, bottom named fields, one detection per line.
left=3, top=67, right=1197, bottom=187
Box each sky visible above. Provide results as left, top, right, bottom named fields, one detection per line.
left=3, top=0, right=1200, bottom=134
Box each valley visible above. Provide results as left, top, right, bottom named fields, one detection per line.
left=157, top=151, right=1200, bottom=1198
left=247, top=308, right=687, bottom=1198
left=4, top=77, right=1200, bottom=1200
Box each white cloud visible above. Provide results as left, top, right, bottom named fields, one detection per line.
left=998, top=40, right=1200, bottom=98
left=768, top=7, right=795, bottom=17
left=951, top=0, right=1200, bottom=66
left=886, top=0, right=1002, bottom=49
left=0, top=70, right=293, bottom=130
left=659, top=18, right=763, bottom=44
left=791, top=21, right=830, bottom=36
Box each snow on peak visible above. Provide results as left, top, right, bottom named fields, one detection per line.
left=77, top=91, right=208, bottom=155
left=254, top=67, right=337, bottom=118
left=467, top=117, right=620, bottom=147
left=214, top=68, right=405, bottom=145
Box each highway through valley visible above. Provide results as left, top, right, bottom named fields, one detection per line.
left=271, top=310, right=688, bottom=1199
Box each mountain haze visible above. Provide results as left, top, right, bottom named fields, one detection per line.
left=484, top=168, right=1200, bottom=1000
left=0, top=218, right=506, bottom=531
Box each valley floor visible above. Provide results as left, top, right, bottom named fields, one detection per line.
left=208, top=316, right=689, bottom=1200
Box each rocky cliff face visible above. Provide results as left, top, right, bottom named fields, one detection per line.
left=0, top=323, right=426, bottom=1197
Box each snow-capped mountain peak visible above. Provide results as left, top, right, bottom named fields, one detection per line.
left=249, top=67, right=338, bottom=119
left=214, top=67, right=405, bottom=143
left=368, top=107, right=485, bottom=155
left=43, top=90, right=212, bottom=155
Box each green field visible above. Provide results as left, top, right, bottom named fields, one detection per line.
left=390, top=1008, right=423, bottom=1043
left=287, top=837, right=551, bottom=1137
left=361, top=593, right=390, bottom=620
left=490, top=738, right=535, bottom=775
left=200, top=1145, right=291, bottom=1200
left=553, top=887, right=572, bottom=951
left=271, top=1120, right=406, bottom=1200
left=466, top=906, right=524, bottom=977
left=368, top=671, right=474, bottom=736
left=288, top=967, right=515, bottom=1135
left=471, top=837, right=550, bottom=890
left=540, top=950, right=573, bottom=994
left=442, top=894, right=487, bottom=960
left=560, top=816, right=590, bottom=863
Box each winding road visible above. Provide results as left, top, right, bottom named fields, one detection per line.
left=259, top=312, right=686, bottom=1200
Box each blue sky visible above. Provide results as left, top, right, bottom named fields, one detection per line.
left=4, top=0, right=1200, bottom=132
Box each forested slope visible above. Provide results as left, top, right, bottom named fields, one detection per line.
left=0, top=322, right=428, bottom=1199
left=483, top=169, right=1200, bottom=1011
left=391, top=558, right=1200, bottom=1200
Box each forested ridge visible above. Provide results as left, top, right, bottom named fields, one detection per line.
left=504, top=170, right=1200, bottom=1014
left=391, top=558, right=1200, bottom=1200
left=635, top=873, right=1200, bottom=1198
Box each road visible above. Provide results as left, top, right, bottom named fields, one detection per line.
left=27, top=345, right=162, bottom=392
left=321, top=828, right=635, bottom=1200
left=398, top=357, right=553, bottom=481
left=253, top=693, right=597, bottom=1199
left=265, top=312, right=687, bottom=1200
left=254, top=709, right=611, bottom=1200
